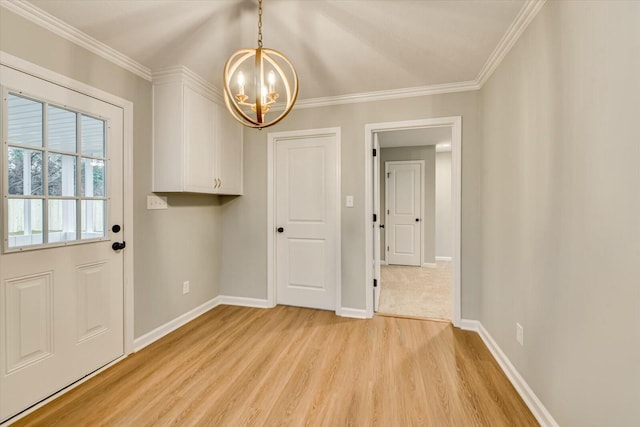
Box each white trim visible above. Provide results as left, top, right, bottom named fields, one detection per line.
left=457, top=319, right=480, bottom=332
left=455, top=319, right=558, bottom=426
left=365, top=117, right=462, bottom=325
left=421, top=263, right=437, bottom=268
left=1, top=0, right=545, bottom=111
left=0, top=0, right=545, bottom=109
left=338, top=307, right=368, bottom=319
left=0, top=1, right=151, bottom=82
left=267, top=127, right=342, bottom=314
left=435, top=144, right=452, bottom=153
left=294, top=80, right=480, bottom=110
left=476, top=323, right=559, bottom=427
left=152, top=66, right=222, bottom=104
left=435, top=256, right=452, bottom=262
left=132, top=295, right=269, bottom=353
left=475, top=0, right=547, bottom=86
left=0, top=50, right=136, bottom=356
left=219, top=296, right=271, bottom=309
left=380, top=260, right=387, bottom=266
left=133, top=296, right=223, bottom=352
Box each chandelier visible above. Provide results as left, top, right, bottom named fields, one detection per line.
left=222, top=0, right=298, bottom=129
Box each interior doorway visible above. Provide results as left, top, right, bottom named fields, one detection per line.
left=364, top=117, right=462, bottom=325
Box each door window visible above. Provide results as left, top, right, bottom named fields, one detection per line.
left=5, top=93, right=108, bottom=250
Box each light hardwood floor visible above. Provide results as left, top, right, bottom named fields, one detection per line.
left=14, top=306, right=538, bottom=426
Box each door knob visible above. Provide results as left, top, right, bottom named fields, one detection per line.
left=112, top=241, right=126, bottom=251
left=415, top=218, right=420, bottom=222
left=277, top=227, right=284, bottom=233
left=112, top=224, right=121, bottom=233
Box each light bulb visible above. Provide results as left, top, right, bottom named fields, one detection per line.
left=261, top=86, right=267, bottom=105
left=237, top=71, right=245, bottom=95
left=268, top=70, right=276, bottom=93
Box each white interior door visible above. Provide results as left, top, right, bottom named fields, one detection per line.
left=0, top=66, right=124, bottom=422
left=386, top=161, right=421, bottom=266
left=275, top=133, right=339, bottom=311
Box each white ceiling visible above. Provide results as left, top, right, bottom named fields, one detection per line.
left=377, top=126, right=451, bottom=149
left=26, top=0, right=526, bottom=100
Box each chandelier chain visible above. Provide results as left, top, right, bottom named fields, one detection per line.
left=257, top=0, right=263, bottom=48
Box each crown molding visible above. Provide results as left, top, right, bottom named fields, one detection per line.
left=0, top=0, right=152, bottom=81
left=475, top=0, right=547, bottom=87
left=293, top=80, right=481, bottom=110
left=2, top=0, right=546, bottom=108
left=152, top=65, right=223, bottom=103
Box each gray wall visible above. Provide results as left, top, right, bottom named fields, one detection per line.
left=480, top=1, right=640, bottom=425
left=0, top=9, right=223, bottom=338
left=435, top=151, right=452, bottom=258
left=379, top=146, right=436, bottom=264
left=220, top=91, right=482, bottom=317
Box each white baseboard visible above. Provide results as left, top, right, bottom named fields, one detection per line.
left=455, top=319, right=558, bottom=427
left=457, top=318, right=480, bottom=331
left=476, top=323, right=559, bottom=427
left=219, top=295, right=271, bottom=308
left=133, top=295, right=271, bottom=352
left=338, top=307, right=368, bottom=319
left=134, top=296, right=223, bottom=351
left=436, top=256, right=452, bottom=261
left=422, top=262, right=437, bottom=268
left=380, top=260, right=388, bottom=265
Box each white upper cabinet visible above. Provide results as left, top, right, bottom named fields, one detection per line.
left=152, top=67, right=243, bottom=195
left=215, top=105, right=243, bottom=195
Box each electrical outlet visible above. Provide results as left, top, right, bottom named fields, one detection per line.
left=147, top=194, right=168, bottom=210
left=516, top=323, right=524, bottom=346
left=182, top=281, right=190, bottom=295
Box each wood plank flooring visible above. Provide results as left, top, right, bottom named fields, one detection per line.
left=14, top=305, right=538, bottom=426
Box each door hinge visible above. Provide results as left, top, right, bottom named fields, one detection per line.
left=387, top=172, right=390, bottom=178
left=373, top=148, right=377, bottom=157
left=373, top=278, right=378, bottom=288
left=387, top=246, right=389, bottom=251
left=373, top=213, right=377, bottom=222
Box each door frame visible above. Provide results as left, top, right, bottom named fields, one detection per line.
left=365, top=116, right=462, bottom=325
left=0, top=52, right=135, bottom=354
left=267, top=127, right=342, bottom=314
left=384, top=160, right=425, bottom=267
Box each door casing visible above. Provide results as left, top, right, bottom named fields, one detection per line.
left=365, top=117, right=462, bottom=324
left=267, top=127, right=342, bottom=314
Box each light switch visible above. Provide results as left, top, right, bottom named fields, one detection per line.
left=346, top=195, right=354, bottom=208
left=147, top=194, right=168, bottom=210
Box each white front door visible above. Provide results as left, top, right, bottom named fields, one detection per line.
left=275, top=132, right=339, bottom=311
left=0, top=66, right=124, bottom=422
left=386, top=161, right=422, bottom=266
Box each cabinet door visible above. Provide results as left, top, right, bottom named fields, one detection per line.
left=183, top=86, right=216, bottom=193
left=216, top=105, right=243, bottom=195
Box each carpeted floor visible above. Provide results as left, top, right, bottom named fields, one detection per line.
left=378, top=261, right=452, bottom=320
